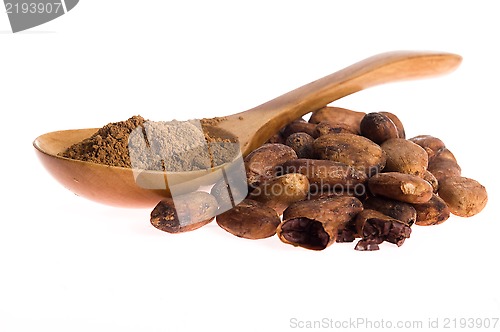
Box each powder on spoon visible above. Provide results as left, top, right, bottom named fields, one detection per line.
left=59, top=115, right=239, bottom=172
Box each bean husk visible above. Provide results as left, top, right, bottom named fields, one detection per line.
left=277, top=196, right=363, bottom=250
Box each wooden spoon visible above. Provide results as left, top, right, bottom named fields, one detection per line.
left=33, top=51, right=461, bottom=208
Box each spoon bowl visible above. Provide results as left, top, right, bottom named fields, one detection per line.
left=34, top=50, right=462, bottom=208
left=33, top=126, right=241, bottom=208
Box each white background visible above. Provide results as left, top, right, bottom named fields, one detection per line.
left=1, top=1, right=498, bottom=331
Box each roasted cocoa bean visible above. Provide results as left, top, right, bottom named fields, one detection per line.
left=309, top=106, right=365, bottom=134
left=432, top=148, right=457, bottom=163
left=438, top=176, right=488, bottom=217
left=413, top=194, right=450, bottom=226
left=216, top=199, right=281, bottom=239
left=409, top=135, right=446, bottom=160
left=363, top=196, right=417, bottom=226
left=211, top=164, right=248, bottom=212
left=248, top=173, right=309, bottom=215
left=428, top=159, right=461, bottom=183
left=423, top=170, right=439, bottom=193
left=280, top=159, right=367, bottom=194
left=244, top=143, right=297, bottom=188
left=285, top=132, right=315, bottom=159
left=354, top=209, right=412, bottom=251
left=150, top=192, right=218, bottom=233
left=265, top=132, right=286, bottom=144
left=368, top=172, right=433, bottom=204
left=380, top=111, right=406, bottom=139
left=313, top=121, right=356, bottom=137
left=381, top=138, right=428, bottom=177
left=313, top=133, right=386, bottom=176
left=277, top=196, right=363, bottom=250
left=359, top=112, right=399, bottom=144
left=281, top=119, right=317, bottom=138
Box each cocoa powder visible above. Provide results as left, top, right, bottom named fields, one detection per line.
left=60, top=115, right=239, bottom=172
left=60, top=115, right=145, bottom=168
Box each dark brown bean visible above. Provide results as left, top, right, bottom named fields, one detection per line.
left=363, top=196, right=417, bottom=226
left=285, top=132, right=314, bottom=159
left=281, top=120, right=317, bottom=138
left=359, top=112, right=399, bottom=144
left=265, top=132, right=286, bottom=144
left=380, top=111, right=406, bottom=139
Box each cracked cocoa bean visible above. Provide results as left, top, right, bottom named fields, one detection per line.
left=277, top=196, right=363, bottom=250
left=354, top=209, right=412, bottom=251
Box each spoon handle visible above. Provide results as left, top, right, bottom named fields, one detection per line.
left=219, top=50, right=461, bottom=156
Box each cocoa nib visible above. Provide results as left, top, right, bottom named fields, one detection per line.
left=336, top=223, right=356, bottom=243
left=279, top=218, right=330, bottom=251
left=354, top=211, right=412, bottom=251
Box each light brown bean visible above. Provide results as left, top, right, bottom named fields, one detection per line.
left=216, top=199, right=281, bottom=239
left=438, top=176, right=488, bottom=217
left=313, top=133, right=386, bottom=176
left=381, top=138, right=428, bottom=177
left=368, top=172, right=433, bottom=204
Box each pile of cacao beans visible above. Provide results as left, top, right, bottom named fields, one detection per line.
left=150, top=106, right=488, bottom=251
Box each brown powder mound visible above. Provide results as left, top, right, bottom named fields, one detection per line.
left=59, top=115, right=239, bottom=172
left=60, top=115, right=146, bottom=168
